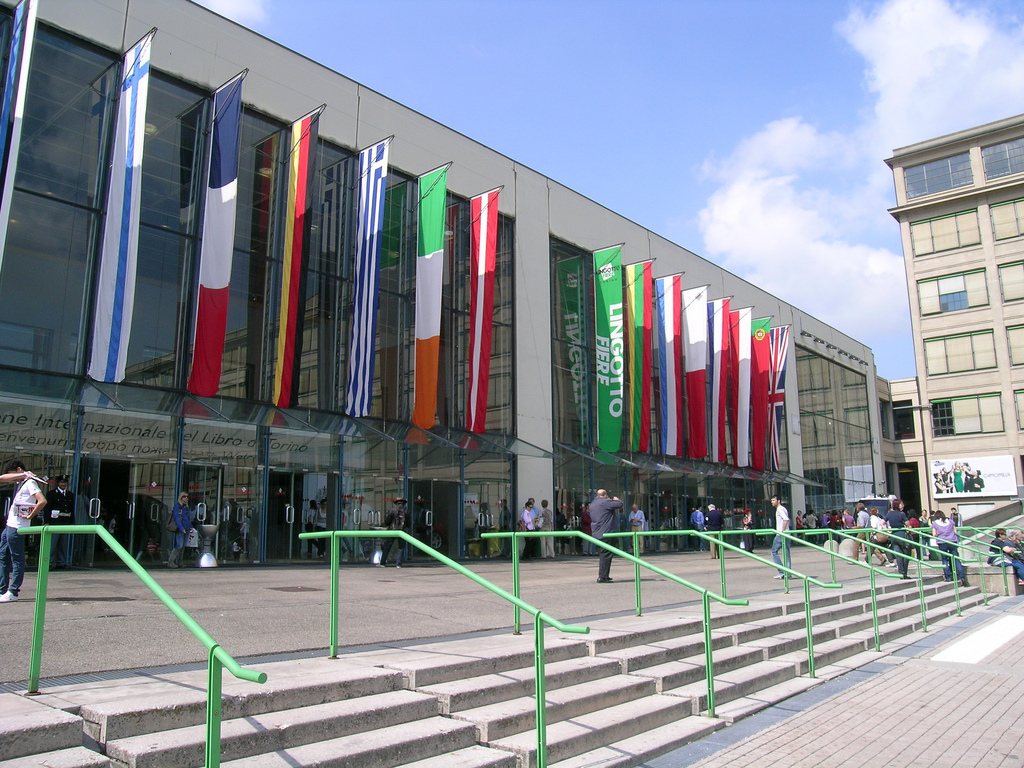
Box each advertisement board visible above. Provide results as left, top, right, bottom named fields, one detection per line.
left=931, top=455, right=1017, bottom=498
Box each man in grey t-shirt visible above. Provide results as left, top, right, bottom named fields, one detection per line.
left=590, top=489, right=623, bottom=583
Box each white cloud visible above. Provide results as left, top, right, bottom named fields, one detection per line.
left=697, top=0, right=1024, bottom=377
left=193, top=0, right=270, bottom=27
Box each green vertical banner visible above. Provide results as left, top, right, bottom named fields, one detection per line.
left=556, top=256, right=590, bottom=445
left=593, top=245, right=624, bottom=453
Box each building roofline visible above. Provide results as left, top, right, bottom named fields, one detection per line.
left=885, top=112, right=1024, bottom=167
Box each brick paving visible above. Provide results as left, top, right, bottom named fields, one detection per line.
left=663, top=603, right=1024, bottom=768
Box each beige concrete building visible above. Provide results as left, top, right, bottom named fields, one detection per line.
left=886, top=114, right=1024, bottom=518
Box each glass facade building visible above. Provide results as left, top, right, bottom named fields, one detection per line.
left=0, top=1, right=882, bottom=566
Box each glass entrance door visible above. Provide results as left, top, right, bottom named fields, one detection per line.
left=76, top=457, right=176, bottom=567
left=265, top=471, right=301, bottom=562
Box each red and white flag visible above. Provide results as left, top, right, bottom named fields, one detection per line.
left=682, top=286, right=708, bottom=459
left=730, top=307, right=752, bottom=467
left=709, top=298, right=730, bottom=464
left=466, top=187, right=500, bottom=432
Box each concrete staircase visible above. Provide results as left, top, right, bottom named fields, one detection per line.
left=0, top=577, right=994, bottom=768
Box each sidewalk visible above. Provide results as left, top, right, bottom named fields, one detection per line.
left=647, top=596, right=1024, bottom=768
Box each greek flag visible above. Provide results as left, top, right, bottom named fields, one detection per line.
left=88, top=30, right=155, bottom=382
left=344, top=138, right=390, bottom=417
left=0, top=0, right=37, bottom=276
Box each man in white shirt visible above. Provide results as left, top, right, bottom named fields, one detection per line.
left=770, top=494, right=791, bottom=579
left=0, top=460, right=47, bottom=602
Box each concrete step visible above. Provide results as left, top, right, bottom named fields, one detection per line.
left=630, top=644, right=766, bottom=693
left=399, top=746, right=519, bottom=767
left=419, top=655, right=620, bottom=714
left=360, top=634, right=589, bottom=688
left=594, top=630, right=733, bottom=673
left=453, top=674, right=656, bottom=741
left=0, top=747, right=110, bottom=768
left=106, top=689, right=437, bottom=768
left=219, top=716, right=478, bottom=768
left=488, top=694, right=696, bottom=768
left=665, top=660, right=797, bottom=715
left=775, top=635, right=871, bottom=675
left=569, top=616, right=706, bottom=656
left=0, top=693, right=84, bottom=761
left=547, top=715, right=726, bottom=768
left=76, top=658, right=402, bottom=744
left=709, top=675, right=822, bottom=724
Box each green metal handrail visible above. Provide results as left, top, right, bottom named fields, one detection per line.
left=483, top=529, right=747, bottom=717
left=21, top=525, right=266, bottom=768
left=807, top=527, right=977, bottom=646
left=608, top=528, right=842, bottom=679
left=301, top=529, right=588, bottom=768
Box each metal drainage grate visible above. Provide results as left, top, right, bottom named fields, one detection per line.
left=267, top=586, right=323, bottom=592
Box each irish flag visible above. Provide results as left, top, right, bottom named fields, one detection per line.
left=411, top=164, right=450, bottom=430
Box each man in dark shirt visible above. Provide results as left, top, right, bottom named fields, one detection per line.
left=590, top=489, right=623, bottom=583
left=883, top=499, right=910, bottom=579
left=44, top=474, right=75, bottom=569
left=704, top=504, right=724, bottom=559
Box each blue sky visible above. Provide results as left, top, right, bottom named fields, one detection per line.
left=197, top=0, right=1024, bottom=380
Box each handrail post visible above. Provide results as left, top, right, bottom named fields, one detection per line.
left=512, top=531, right=522, bottom=635
left=329, top=532, right=340, bottom=658
left=870, top=566, right=880, bottom=651
left=534, top=613, right=548, bottom=768
left=702, top=591, right=716, bottom=718
left=205, top=645, right=223, bottom=768
left=717, top=533, right=726, bottom=599
left=633, top=532, right=642, bottom=616
left=915, top=557, right=928, bottom=633
left=804, top=578, right=815, bottom=679
left=975, top=547, right=989, bottom=605
left=27, top=528, right=53, bottom=694
left=829, top=537, right=837, bottom=585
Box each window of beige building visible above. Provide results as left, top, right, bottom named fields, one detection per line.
left=999, top=261, right=1024, bottom=302
left=905, top=152, right=973, bottom=199
left=910, top=211, right=981, bottom=256
left=917, top=270, right=987, bottom=314
left=991, top=198, right=1024, bottom=240
left=931, top=394, right=1002, bottom=437
left=1015, top=390, right=1024, bottom=430
left=923, top=331, right=996, bottom=375
left=1009, top=325, right=1024, bottom=366
left=983, top=138, right=1024, bottom=180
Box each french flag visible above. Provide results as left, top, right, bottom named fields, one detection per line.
left=187, top=72, right=245, bottom=397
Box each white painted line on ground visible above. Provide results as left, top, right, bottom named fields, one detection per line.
left=933, top=616, right=1024, bottom=664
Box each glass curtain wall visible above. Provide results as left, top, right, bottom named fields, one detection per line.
left=796, top=349, right=874, bottom=514
left=0, top=26, right=118, bottom=374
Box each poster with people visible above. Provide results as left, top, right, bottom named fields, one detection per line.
left=931, top=455, right=1016, bottom=498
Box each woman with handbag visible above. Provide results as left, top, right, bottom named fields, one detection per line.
left=167, top=492, right=194, bottom=568
left=867, top=508, right=890, bottom=567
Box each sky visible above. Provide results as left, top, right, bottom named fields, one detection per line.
left=195, top=0, right=1024, bottom=381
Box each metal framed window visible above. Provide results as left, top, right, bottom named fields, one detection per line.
left=910, top=210, right=981, bottom=256
left=930, top=394, right=1003, bottom=437
left=917, top=270, right=987, bottom=315
left=983, top=138, right=1024, bottom=180
left=905, top=152, right=973, bottom=199
left=923, top=331, right=996, bottom=375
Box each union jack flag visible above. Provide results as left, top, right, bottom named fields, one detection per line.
left=767, top=325, right=791, bottom=471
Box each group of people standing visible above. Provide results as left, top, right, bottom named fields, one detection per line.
left=519, top=498, right=556, bottom=559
